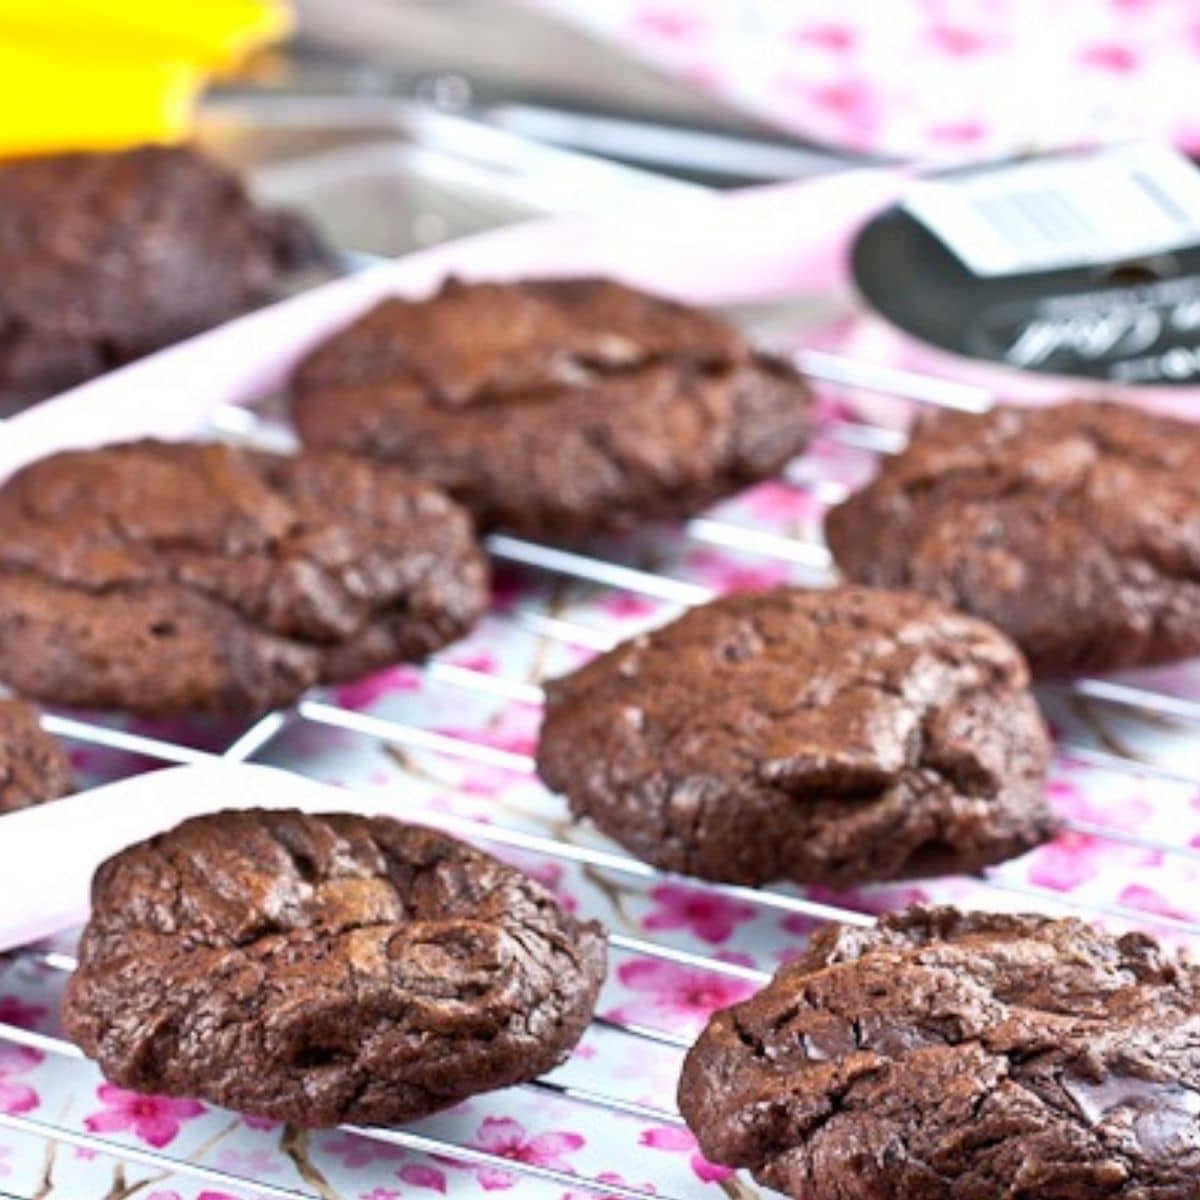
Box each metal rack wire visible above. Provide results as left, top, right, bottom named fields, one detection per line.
left=2, top=353, right=1199, bottom=1200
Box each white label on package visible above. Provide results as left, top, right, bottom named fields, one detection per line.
left=903, top=144, right=1200, bottom=277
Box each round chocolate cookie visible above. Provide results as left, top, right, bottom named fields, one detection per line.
left=826, top=400, right=1200, bottom=676
left=0, top=699, right=74, bottom=813
left=0, top=145, right=324, bottom=406
left=290, top=276, right=812, bottom=539
left=64, top=808, right=607, bottom=1127
left=537, top=586, right=1054, bottom=887
left=680, top=906, right=1200, bottom=1200
left=0, top=441, right=488, bottom=715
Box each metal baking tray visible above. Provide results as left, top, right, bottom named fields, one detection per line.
left=203, top=93, right=704, bottom=257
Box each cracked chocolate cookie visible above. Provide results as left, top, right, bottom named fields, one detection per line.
left=537, top=586, right=1054, bottom=887
left=826, top=400, right=1200, bottom=676
left=0, top=699, right=73, bottom=813
left=0, top=144, right=324, bottom=406
left=0, top=440, right=488, bottom=715
left=679, top=906, right=1200, bottom=1200
left=290, top=276, right=812, bottom=539
left=64, top=808, right=607, bottom=1127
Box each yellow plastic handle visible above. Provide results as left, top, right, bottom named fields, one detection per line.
left=0, top=43, right=203, bottom=155
left=0, top=0, right=292, bottom=68
left=0, top=0, right=292, bottom=154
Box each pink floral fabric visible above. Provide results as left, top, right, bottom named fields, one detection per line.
left=0, top=1045, right=41, bottom=1116
left=639, top=1126, right=731, bottom=1184
left=606, top=959, right=758, bottom=1034
left=528, top=0, right=1200, bottom=162
left=83, top=1084, right=206, bottom=1149
left=643, top=884, right=757, bottom=944
left=0, top=996, right=46, bottom=1030
left=458, top=1118, right=586, bottom=1191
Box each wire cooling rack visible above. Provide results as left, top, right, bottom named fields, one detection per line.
left=2, top=353, right=1200, bottom=1200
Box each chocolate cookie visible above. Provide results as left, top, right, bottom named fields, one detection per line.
left=680, top=906, right=1200, bottom=1200
left=826, top=400, right=1200, bottom=676
left=64, top=808, right=607, bottom=1127
left=0, top=441, right=488, bottom=715
left=537, top=586, right=1054, bottom=887
left=0, top=699, right=73, bottom=813
left=290, top=276, right=812, bottom=539
left=0, top=144, right=323, bottom=406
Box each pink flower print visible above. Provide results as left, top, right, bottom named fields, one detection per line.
left=216, top=1147, right=279, bottom=1175
left=0, top=1145, right=11, bottom=1178
left=684, top=548, right=790, bottom=595
left=398, top=1163, right=448, bottom=1192
left=779, top=910, right=822, bottom=940
left=606, top=959, right=756, bottom=1033
left=197, top=1194, right=274, bottom=1200
left=0, top=1044, right=42, bottom=1115
left=926, top=25, right=999, bottom=56
left=242, top=1114, right=280, bottom=1132
left=1119, top=884, right=1199, bottom=923
left=599, top=592, right=662, bottom=622
left=779, top=76, right=882, bottom=146
left=639, top=1126, right=731, bottom=1183
left=361, top=1190, right=404, bottom=1200
left=320, top=1131, right=407, bottom=1170
left=633, top=7, right=705, bottom=41
left=738, top=481, right=823, bottom=526
left=0, top=995, right=47, bottom=1030
left=788, top=23, right=856, bottom=53
left=927, top=120, right=988, bottom=145
left=84, top=1084, right=205, bottom=1148
left=145, top=1192, right=182, bottom=1200
left=1028, top=775, right=1160, bottom=892
left=644, top=883, right=756, bottom=944
left=434, top=718, right=537, bottom=762
left=807, top=80, right=874, bottom=120
left=690, top=1154, right=733, bottom=1183
left=1044, top=776, right=1087, bottom=811
left=639, top=1127, right=693, bottom=1152
left=466, top=1117, right=584, bottom=1190
left=562, top=1171, right=656, bottom=1200
left=1028, top=832, right=1105, bottom=892
left=1047, top=776, right=1154, bottom=830
left=333, top=665, right=422, bottom=710
left=425, top=792, right=493, bottom=825
left=715, top=949, right=757, bottom=969
left=1078, top=42, right=1140, bottom=72
left=443, top=651, right=500, bottom=676
left=436, top=710, right=540, bottom=794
